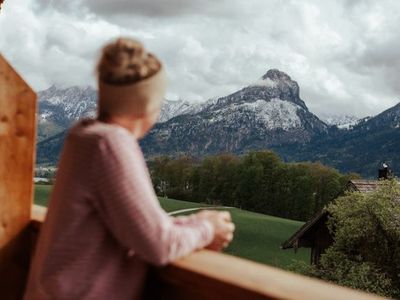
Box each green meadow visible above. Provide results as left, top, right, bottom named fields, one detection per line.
left=34, top=184, right=309, bottom=268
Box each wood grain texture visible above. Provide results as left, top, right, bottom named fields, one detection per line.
left=30, top=207, right=389, bottom=300
left=0, top=54, right=37, bottom=300
left=0, top=53, right=36, bottom=247
left=147, top=250, right=389, bottom=300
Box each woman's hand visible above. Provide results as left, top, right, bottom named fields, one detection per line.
left=196, top=210, right=235, bottom=251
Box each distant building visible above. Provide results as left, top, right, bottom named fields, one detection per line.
left=281, top=164, right=394, bottom=265
left=34, top=177, right=50, bottom=183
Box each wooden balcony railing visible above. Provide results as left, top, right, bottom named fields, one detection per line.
left=29, top=205, right=387, bottom=300
left=0, top=53, right=390, bottom=300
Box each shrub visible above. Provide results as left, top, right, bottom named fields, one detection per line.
left=308, top=180, right=400, bottom=298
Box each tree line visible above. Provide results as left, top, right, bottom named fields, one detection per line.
left=148, top=150, right=359, bottom=221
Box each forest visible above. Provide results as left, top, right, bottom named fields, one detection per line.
left=148, top=150, right=359, bottom=222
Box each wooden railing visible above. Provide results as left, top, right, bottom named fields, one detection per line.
left=31, top=205, right=387, bottom=300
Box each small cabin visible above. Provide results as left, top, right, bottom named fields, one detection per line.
left=281, top=168, right=394, bottom=265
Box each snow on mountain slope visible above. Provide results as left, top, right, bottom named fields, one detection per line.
left=158, top=99, right=196, bottom=122
left=208, top=98, right=302, bottom=130
left=38, top=85, right=97, bottom=123
left=320, top=114, right=361, bottom=129
left=38, top=85, right=201, bottom=126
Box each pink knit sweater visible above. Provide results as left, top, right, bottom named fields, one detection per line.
left=24, top=119, right=214, bottom=300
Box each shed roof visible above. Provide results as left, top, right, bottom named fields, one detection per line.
left=281, top=209, right=328, bottom=250
left=347, top=180, right=381, bottom=193
left=282, top=179, right=391, bottom=250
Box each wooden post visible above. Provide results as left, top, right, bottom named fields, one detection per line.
left=0, top=54, right=37, bottom=299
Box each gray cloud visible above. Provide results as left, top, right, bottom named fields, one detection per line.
left=1, top=0, right=400, bottom=118
left=84, top=0, right=219, bottom=17
left=38, top=0, right=251, bottom=18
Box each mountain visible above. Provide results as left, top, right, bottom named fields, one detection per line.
left=354, top=103, right=400, bottom=131
left=140, top=69, right=328, bottom=157
left=37, top=69, right=328, bottom=164
left=159, top=99, right=193, bottom=122
left=37, top=85, right=200, bottom=141
left=35, top=85, right=202, bottom=164
left=274, top=103, right=400, bottom=177
left=320, top=114, right=361, bottom=129
left=37, top=85, right=97, bottom=141
left=158, top=98, right=215, bottom=122
left=35, top=70, right=400, bottom=178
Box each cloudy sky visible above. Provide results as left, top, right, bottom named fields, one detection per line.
left=1, top=0, right=400, bottom=118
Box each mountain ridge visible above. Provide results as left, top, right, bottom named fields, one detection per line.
left=35, top=70, right=400, bottom=177
left=139, top=68, right=328, bottom=157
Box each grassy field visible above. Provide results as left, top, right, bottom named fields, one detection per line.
left=34, top=184, right=309, bottom=268
left=34, top=184, right=53, bottom=207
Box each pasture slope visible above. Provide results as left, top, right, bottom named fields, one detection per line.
left=34, top=184, right=309, bottom=268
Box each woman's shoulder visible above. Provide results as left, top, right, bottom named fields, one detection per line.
left=65, top=118, right=144, bottom=167
left=67, top=118, right=135, bottom=145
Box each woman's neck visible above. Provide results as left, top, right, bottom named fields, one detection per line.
left=97, top=115, right=143, bottom=139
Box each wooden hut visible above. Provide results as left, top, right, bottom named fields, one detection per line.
left=281, top=179, right=385, bottom=265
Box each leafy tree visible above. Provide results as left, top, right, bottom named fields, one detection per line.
left=193, top=156, right=218, bottom=204
left=165, top=155, right=195, bottom=200
left=150, top=155, right=194, bottom=200
left=149, top=156, right=171, bottom=197
left=284, top=165, right=315, bottom=220
left=305, top=162, right=343, bottom=211
left=304, top=180, right=400, bottom=298
left=206, top=154, right=239, bottom=206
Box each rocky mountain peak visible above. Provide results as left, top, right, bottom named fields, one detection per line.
left=47, top=84, right=58, bottom=92
left=262, top=69, right=292, bottom=82
left=38, top=85, right=97, bottom=105
left=235, top=69, right=306, bottom=110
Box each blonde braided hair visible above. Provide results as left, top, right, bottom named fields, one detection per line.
left=97, top=38, right=161, bottom=85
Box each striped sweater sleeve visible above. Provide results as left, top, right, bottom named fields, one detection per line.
left=89, top=131, right=214, bottom=266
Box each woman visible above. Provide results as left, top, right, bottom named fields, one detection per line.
left=24, top=37, right=235, bottom=300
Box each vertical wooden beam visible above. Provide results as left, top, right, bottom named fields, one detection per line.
left=0, top=54, right=37, bottom=299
